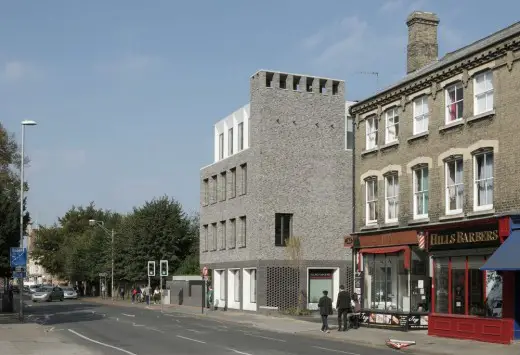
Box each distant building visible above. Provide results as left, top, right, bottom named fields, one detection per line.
left=349, top=11, right=520, bottom=344
left=199, top=70, right=354, bottom=312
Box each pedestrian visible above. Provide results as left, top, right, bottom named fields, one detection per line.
left=92, top=285, right=96, bottom=297
left=101, top=283, right=106, bottom=299
left=131, top=287, right=136, bottom=303
left=318, top=290, right=333, bottom=333
left=120, top=286, right=125, bottom=300
left=336, top=285, right=352, bottom=331
left=207, top=286, right=214, bottom=310
left=350, top=292, right=361, bottom=329
left=153, top=287, right=160, bottom=304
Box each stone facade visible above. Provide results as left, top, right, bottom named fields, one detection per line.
left=200, top=70, right=354, bottom=311
left=350, top=13, right=520, bottom=234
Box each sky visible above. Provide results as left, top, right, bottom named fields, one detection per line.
left=0, top=0, right=518, bottom=226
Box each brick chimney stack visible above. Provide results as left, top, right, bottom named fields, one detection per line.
left=406, top=11, right=440, bottom=74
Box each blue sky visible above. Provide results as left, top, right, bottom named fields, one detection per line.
left=0, top=0, right=518, bottom=226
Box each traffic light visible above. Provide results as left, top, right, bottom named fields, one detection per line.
left=160, top=260, right=168, bottom=277
left=147, top=261, right=155, bottom=277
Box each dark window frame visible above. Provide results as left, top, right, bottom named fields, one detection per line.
left=275, top=213, right=293, bottom=246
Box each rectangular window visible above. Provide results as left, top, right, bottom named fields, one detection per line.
left=445, top=83, right=464, bottom=123
left=228, top=128, right=234, bottom=156
left=275, top=213, right=293, bottom=246
left=211, top=223, right=217, bottom=251
left=234, top=270, right=240, bottom=302
left=365, top=116, right=378, bottom=150
left=230, top=168, right=236, bottom=198
left=220, top=171, right=227, bottom=201
left=445, top=159, right=464, bottom=214
left=220, top=221, right=226, bottom=250
left=413, top=96, right=429, bottom=134
left=240, top=163, right=247, bottom=195
left=345, top=115, right=354, bottom=150
left=239, top=216, right=246, bottom=247
left=202, top=179, right=209, bottom=206
left=250, top=269, right=257, bottom=303
left=433, top=256, right=502, bottom=318
left=211, top=175, right=217, bottom=204
left=219, top=270, right=226, bottom=301
left=474, top=151, right=493, bottom=210
left=385, top=174, right=399, bottom=223
left=219, top=133, right=224, bottom=160
left=413, top=167, right=429, bottom=219
left=229, top=218, right=236, bottom=248
left=365, top=178, right=378, bottom=224
left=474, top=71, right=494, bottom=115
left=238, top=122, right=244, bottom=151
left=384, top=108, right=399, bottom=144
left=202, top=225, right=208, bottom=252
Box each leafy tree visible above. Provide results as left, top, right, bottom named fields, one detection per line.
left=175, top=213, right=200, bottom=275
left=0, top=123, right=30, bottom=277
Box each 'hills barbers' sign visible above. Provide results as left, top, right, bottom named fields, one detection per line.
left=428, top=224, right=500, bottom=251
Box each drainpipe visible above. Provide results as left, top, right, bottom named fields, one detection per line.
left=351, top=112, right=357, bottom=294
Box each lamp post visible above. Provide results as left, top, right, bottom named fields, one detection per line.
left=88, top=219, right=115, bottom=302
left=19, top=120, right=37, bottom=320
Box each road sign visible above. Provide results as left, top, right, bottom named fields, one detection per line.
left=160, top=260, right=168, bottom=277
left=148, top=261, right=156, bottom=277
left=10, top=248, right=27, bottom=268
left=14, top=266, right=26, bottom=273
left=13, top=272, right=26, bottom=279
left=202, top=266, right=208, bottom=277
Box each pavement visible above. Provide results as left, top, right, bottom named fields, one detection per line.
left=0, top=295, right=517, bottom=354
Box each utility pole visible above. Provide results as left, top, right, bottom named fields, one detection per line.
left=111, top=229, right=114, bottom=302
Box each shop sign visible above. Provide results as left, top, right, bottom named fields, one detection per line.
left=344, top=235, right=355, bottom=248
left=360, top=311, right=428, bottom=330
left=428, top=224, right=500, bottom=251
left=309, top=270, right=332, bottom=279
left=408, top=315, right=429, bottom=329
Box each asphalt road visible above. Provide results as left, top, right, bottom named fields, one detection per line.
left=23, top=299, right=396, bottom=355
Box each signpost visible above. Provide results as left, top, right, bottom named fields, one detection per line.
left=10, top=247, right=27, bottom=320
left=159, top=260, right=168, bottom=312
left=201, top=266, right=208, bottom=314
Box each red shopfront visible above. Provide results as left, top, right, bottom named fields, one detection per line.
left=426, top=217, right=515, bottom=344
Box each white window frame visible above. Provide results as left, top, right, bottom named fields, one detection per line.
left=445, top=82, right=464, bottom=124
left=385, top=174, right=399, bottom=223
left=365, top=178, right=378, bottom=225
left=218, top=133, right=224, bottom=160
left=249, top=268, right=257, bottom=303
left=473, top=151, right=494, bottom=211
left=365, top=116, right=378, bottom=150
left=413, top=96, right=429, bottom=134
left=413, top=167, right=429, bottom=219
left=473, top=71, right=494, bottom=115
left=384, top=108, right=399, bottom=144
left=233, top=270, right=240, bottom=302
left=445, top=159, right=464, bottom=215
left=219, top=270, right=226, bottom=301
left=238, top=122, right=244, bottom=151
left=228, top=128, right=234, bottom=156
left=345, top=115, right=354, bottom=150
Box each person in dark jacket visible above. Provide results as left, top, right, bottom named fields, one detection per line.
left=318, top=290, right=333, bottom=333
left=336, top=284, right=352, bottom=331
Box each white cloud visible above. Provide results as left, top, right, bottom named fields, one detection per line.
left=97, top=55, right=164, bottom=75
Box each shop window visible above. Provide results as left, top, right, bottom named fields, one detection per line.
left=250, top=269, right=257, bottom=303
left=433, top=256, right=502, bottom=318
left=434, top=257, right=449, bottom=313
left=363, top=253, right=407, bottom=311
left=410, top=247, right=430, bottom=312
left=308, top=269, right=333, bottom=303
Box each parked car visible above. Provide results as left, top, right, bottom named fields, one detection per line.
left=28, top=284, right=41, bottom=294
left=31, top=286, right=64, bottom=302
left=62, top=287, right=78, bottom=300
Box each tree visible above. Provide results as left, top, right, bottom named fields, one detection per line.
left=175, top=213, right=200, bottom=275
left=285, top=236, right=306, bottom=312
left=0, top=123, right=30, bottom=277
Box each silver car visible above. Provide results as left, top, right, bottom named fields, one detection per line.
left=62, top=287, right=78, bottom=300
left=31, top=286, right=64, bottom=302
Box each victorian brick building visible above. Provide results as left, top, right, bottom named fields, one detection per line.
left=349, top=12, right=520, bottom=343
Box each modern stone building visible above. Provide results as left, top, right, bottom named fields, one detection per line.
left=199, top=70, right=354, bottom=312
left=349, top=12, right=520, bottom=343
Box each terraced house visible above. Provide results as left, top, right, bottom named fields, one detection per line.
left=349, top=11, right=520, bottom=344
left=200, top=70, right=353, bottom=313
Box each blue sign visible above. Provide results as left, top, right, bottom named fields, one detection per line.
left=12, top=271, right=26, bottom=279
left=10, top=247, right=27, bottom=268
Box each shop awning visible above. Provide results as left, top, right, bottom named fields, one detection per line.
left=359, top=246, right=411, bottom=269
left=480, top=231, right=520, bottom=271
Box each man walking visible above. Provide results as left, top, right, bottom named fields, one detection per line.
left=336, top=285, right=352, bottom=331
left=318, top=290, right=333, bottom=333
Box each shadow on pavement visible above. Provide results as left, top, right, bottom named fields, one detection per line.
left=23, top=300, right=105, bottom=326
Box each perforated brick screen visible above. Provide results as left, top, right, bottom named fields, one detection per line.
left=344, top=265, right=354, bottom=294
left=266, top=266, right=299, bottom=310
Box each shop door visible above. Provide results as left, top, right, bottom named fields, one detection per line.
left=515, top=272, right=520, bottom=340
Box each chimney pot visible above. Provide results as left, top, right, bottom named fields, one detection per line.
left=406, top=11, right=440, bottom=74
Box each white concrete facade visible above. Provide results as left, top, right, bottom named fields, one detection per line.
left=213, top=104, right=250, bottom=163
left=242, top=268, right=257, bottom=311
left=226, top=269, right=241, bottom=310
left=306, top=267, right=340, bottom=311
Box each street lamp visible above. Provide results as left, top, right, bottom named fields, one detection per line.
left=88, top=219, right=115, bottom=302
left=19, top=119, right=37, bottom=320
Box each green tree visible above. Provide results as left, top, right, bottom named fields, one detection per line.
left=175, top=213, right=200, bottom=275
left=0, top=123, right=30, bottom=277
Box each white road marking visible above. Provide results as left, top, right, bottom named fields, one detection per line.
left=176, top=335, right=206, bottom=344
left=312, top=346, right=361, bottom=355
left=227, top=349, right=253, bottom=355
left=148, top=327, right=165, bottom=333
left=121, top=313, right=135, bottom=317
left=186, top=328, right=202, bottom=333
left=132, top=323, right=145, bottom=327
left=243, top=333, right=286, bottom=342
left=175, top=319, right=180, bottom=323
left=68, top=329, right=137, bottom=355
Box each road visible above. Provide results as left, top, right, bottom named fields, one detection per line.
left=24, top=298, right=396, bottom=355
